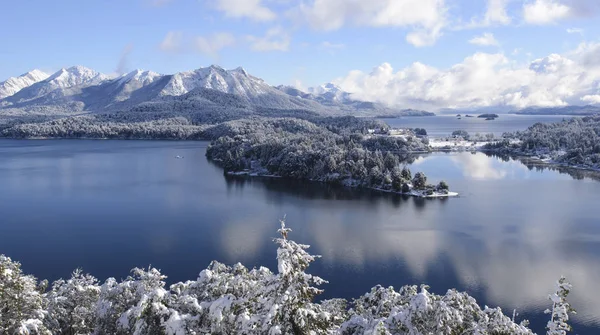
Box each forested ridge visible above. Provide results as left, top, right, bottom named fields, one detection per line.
left=0, top=220, right=574, bottom=335
left=484, top=116, right=600, bottom=169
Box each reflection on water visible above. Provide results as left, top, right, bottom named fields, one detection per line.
left=0, top=141, right=599, bottom=334
left=224, top=175, right=447, bottom=209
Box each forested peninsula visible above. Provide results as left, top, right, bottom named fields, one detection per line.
left=485, top=115, right=600, bottom=170
left=205, top=117, right=454, bottom=198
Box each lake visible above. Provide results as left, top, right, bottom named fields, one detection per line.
left=381, top=114, right=572, bottom=137
left=1, top=139, right=599, bottom=334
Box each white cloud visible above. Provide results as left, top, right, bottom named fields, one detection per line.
left=468, top=32, right=500, bottom=46
left=581, top=95, right=600, bottom=104
left=566, top=27, right=584, bottom=34
left=406, top=22, right=444, bottom=47
left=194, top=32, right=236, bottom=58
left=247, top=27, right=290, bottom=52
left=290, top=0, right=447, bottom=47
left=159, top=31, right=184, bottom=52
left=213, top=0, right=276, bottom=21
left=456, top=0, right=511, bottom=29
left=523, top=0, right=571, bottom=24
left=484, top=0, right=511, bottom=25
left=332, top=43, right=600, bottom=111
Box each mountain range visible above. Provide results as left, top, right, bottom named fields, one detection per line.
left=0, top=66, right=432, bottom=117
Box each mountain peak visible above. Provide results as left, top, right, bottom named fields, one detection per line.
left=0, top=69, right=50, bottom=99
left=232, top=66, right=248, bottom=76
left=308, top=82, right=344, bottom=95
left=66, top=65, right=98, bottom=75
left=118, top=69, right=161, bottom=85
left=46, top=66, right=104, bottom=82
left=208, top=64, right=225, bottom=71
left=24, top=69, right=49, bottom=79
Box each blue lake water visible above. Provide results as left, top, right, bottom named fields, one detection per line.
left=382, top=114, right=572, bottom=137
left=0, top=137, right=599, bottom=334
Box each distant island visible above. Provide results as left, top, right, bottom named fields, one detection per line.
left=477, top=113, right=499, bottom=120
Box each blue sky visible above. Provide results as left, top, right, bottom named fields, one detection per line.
left=2, top=0, right=600, bottom=109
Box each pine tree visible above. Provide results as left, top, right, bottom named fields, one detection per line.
left=44, top=269, right=100, bottom=334
left=545, top=277, right=575, bottom=335
left=253, top=217, right=339, bottom=334
left=0, top=255, right=51, bottom=335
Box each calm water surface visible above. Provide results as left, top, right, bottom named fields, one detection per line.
left=0, top=139, right=599, bottom=334
left=382, top=114, right=572, bottom=137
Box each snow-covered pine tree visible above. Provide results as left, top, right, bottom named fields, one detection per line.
left=0, top=255, right=51, bottom=335
left=95, top=267, right=170, bottom=335
left=251, top=217, right=341, bottom=334
left=43, top=269, right=100, bottom=334
left=545, top=277, right=575, bottom=335
left=339, top=284, right=535, bottom=334
left=116, top=267, right=170, bottom=334
left=167, top=260, right=275, bottom=334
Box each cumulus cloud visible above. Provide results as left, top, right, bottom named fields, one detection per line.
left=523, top=0, right=571, bottom=24
left=581, top=95, right=600, bottom=104
left=290, top=0, right=447, bottom=47
left=332, top=42, right=600, bottom=111
left=247, top=27, right=290, bottom=52
left=468, top=32, right=500, bottom=46
left=455, top=0, right=511, bottom=29
left=212, top=0, right=276, bottom=21
left=194, top=32, right=236, bottom=59
left=484, top=0, right=512, bottom=25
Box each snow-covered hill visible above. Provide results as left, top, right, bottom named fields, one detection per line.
left=0, top=70, right=48, bottom=99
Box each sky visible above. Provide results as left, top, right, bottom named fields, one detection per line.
left=1, top=0, right=600, bottom=110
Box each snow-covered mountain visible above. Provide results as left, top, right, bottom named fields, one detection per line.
left=2, top=66, right=109, bottom=107
left=76, top=69, right=167, bottom=111
left=161, top=66, right=263, bottom=97
left=0, top=70, right=49, bottom=99
left=308, top=83, right=353, bottom=103
left=0, top=65, right=432, bottom=116
left=277, top=83, right=434, bottom=117
left=158, top=65, right=325, bottom=111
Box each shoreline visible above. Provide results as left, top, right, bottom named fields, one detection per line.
left=226, top=170, right=458, bottom=198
